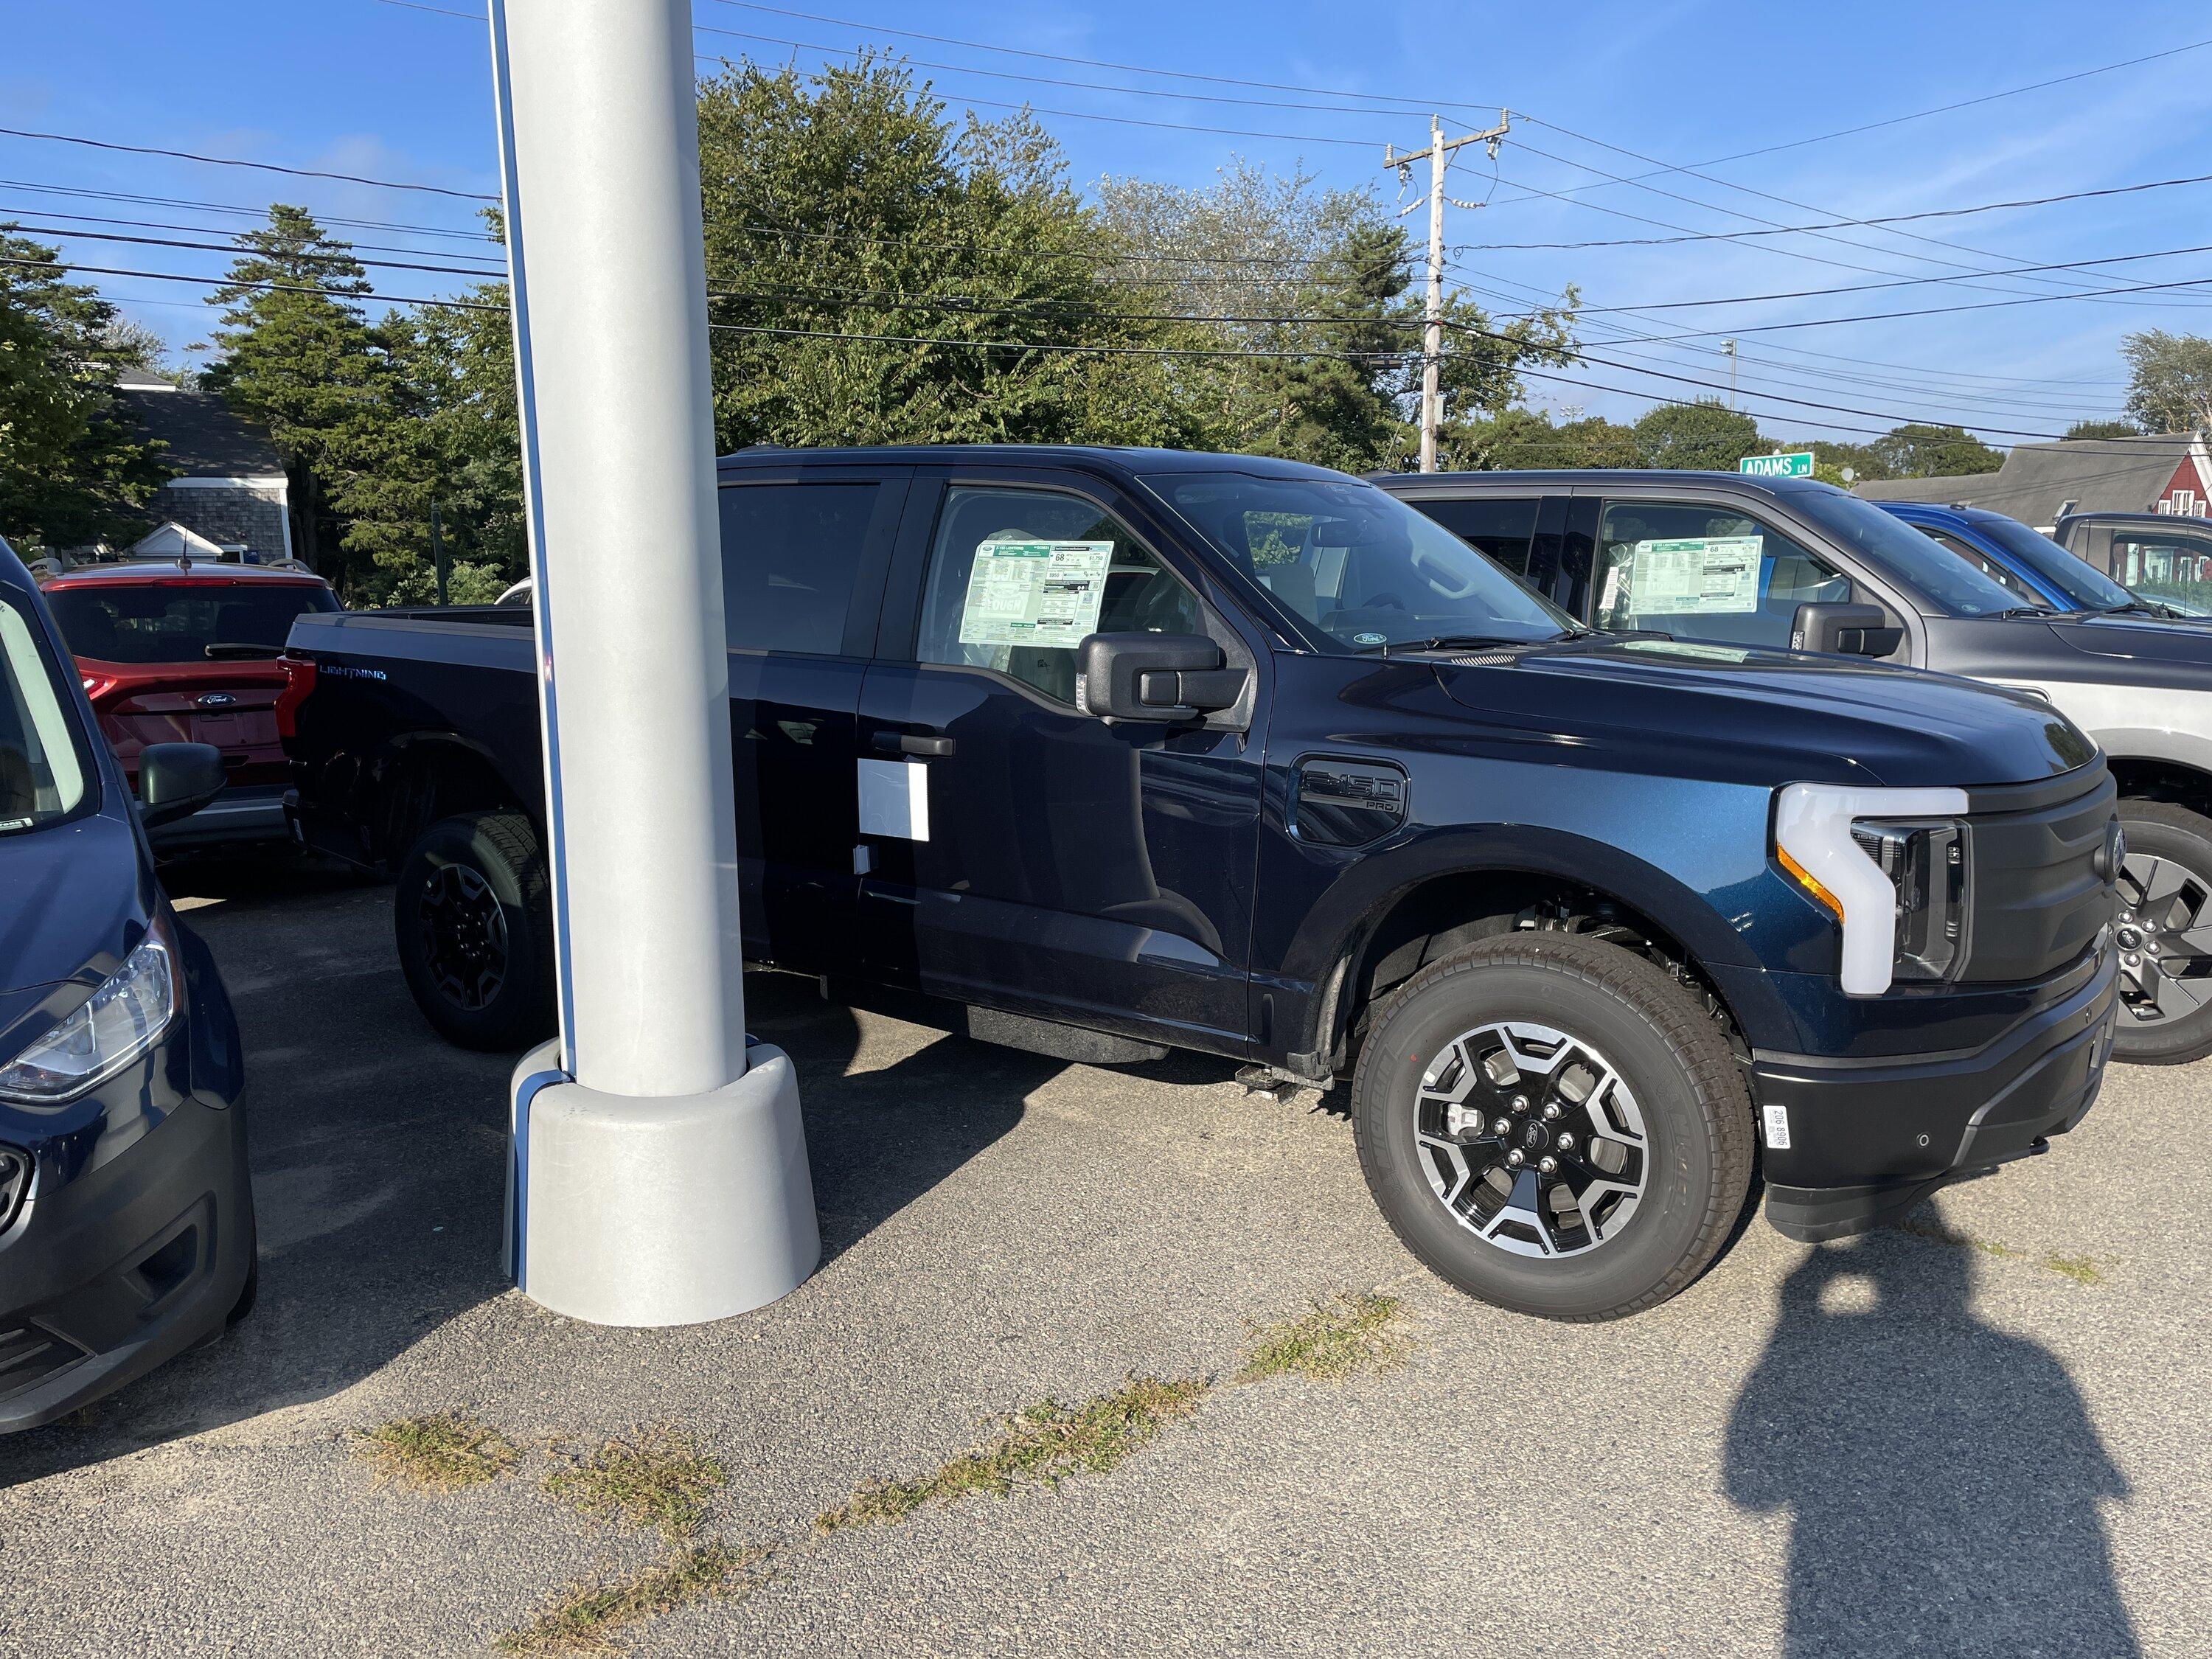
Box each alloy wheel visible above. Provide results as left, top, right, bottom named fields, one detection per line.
left=417, top=863, right=510, bottom=1011
left=1413, top=1020, right=1649, bottom=1259
left=2116, top=850, right=2212, bottom=1026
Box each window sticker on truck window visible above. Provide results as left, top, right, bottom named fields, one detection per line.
left=1629, top=536, right=1763, bottom=614
left=957, top=540, right=1114, bottom=648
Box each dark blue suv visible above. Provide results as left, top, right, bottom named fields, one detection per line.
left=1874, top=501, right=2199, bottom=620
left=0, top=535, right=254, bottom=1432
left=283, top=449, right=2121, bottom=1320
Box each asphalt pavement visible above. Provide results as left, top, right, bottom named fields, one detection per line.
left=1, top=862, right=2205, bottom=1657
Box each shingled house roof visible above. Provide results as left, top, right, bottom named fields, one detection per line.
left=116, top=375, right=285, bottom=477
left=1852, top=433, right=2209, bottom=529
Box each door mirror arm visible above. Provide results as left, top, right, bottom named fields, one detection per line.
left=1076, top=632, right=1248, bottom=724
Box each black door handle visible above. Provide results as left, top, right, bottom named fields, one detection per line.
left=873, top=731, right=955, bottom=758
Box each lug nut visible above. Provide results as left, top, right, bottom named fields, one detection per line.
left=1512, top=1094, right=1530, bottom=1113
left=1541, top=1103, right=1560, bottom=1121
left=2124, top=953, right=2140, bottom=967
left=1506, top=1150, right=1525, bottom=1168
left=1492, top=1117, right=1512, bottom=1136
left=1539, top=1156, right=1557, bottom=1175
left=1557, top=1132, right=1576, bottom=1152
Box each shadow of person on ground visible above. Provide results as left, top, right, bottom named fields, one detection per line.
left=1724, top=1222, right=2138, bottom=1659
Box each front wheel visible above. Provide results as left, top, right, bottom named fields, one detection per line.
left=2112, top=800, right=2212, bottom=1065
left=394, top=811, right=557, bottom=1051
left=1352, top=933, right=1756, bottom=1321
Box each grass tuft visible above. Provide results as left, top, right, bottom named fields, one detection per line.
left=495, top=1542, right=758, bottom=1655
left=1236, top=1292, right=1410, bottom=1384
left=352, top=1413, right=521, bottom=1493
left=2042, top=1252, right=2105, bottom=1287
left=544, top=1426, right=728, bottom=1543
left=815, top=1376, right=1208, bottom=1533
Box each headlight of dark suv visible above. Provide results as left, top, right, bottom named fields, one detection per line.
left=1773, top=783, right=1971, bottom=995
left=0, top=920, right=177, bottom=1106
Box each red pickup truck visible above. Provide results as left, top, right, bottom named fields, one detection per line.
left=38, top=559, right=338, bottom=847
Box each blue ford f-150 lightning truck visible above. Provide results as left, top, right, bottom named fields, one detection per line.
left=279, top=448, right=2119, bottom=1321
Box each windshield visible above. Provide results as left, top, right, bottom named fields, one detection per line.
left=1, top=592, right=92, bottom=836
left=1971, top=517, right=2133, bottom=611
left=47, top=582, right=336, bottom=664
left=1790, top=488, right=2025, bottom=617
left=1139, top=470, right=1575, bottom=650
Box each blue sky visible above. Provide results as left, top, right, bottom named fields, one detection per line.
left=7, top=0, right=2211, bottom=446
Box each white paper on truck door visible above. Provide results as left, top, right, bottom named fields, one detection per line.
left=957, top=540, right=1114, bottom=647
left=1629, top=536, right=1763, bottom=614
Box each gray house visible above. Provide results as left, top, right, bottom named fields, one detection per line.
left=1852, top=431, right=2212, bottom=532
left=114, top=368, right=296, bottom=563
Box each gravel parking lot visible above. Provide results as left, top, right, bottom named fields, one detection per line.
left=2, top=864, right=2207, bottom=1658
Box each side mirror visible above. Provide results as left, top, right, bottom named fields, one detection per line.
left=1792, top=602, right=1902, bottom=658
left=1076, top=633, right=1248, bottom=724
left=138, top=742, right=228, bottom=829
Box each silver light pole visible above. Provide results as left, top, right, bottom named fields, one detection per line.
left=489, top=0, right=818, bottom=1326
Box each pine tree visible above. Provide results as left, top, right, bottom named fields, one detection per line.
left=201, top=205, right=382, bottom=581
left=0, top=231, right=169, bottom=549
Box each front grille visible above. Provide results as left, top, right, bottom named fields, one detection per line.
left=0, top=1146, right=27, bottom=1235
left=1961, top=765, right=2118, bottom=983
left=0, top=1323, right=90, bottom=1404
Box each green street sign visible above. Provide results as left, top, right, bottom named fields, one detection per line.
left=1739, top=451, right=1815, bottom=478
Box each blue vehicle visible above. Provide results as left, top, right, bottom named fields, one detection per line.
left=1876, top=501, right=2199, bottom=620
left=0, top=534, right=254, bottom=1433
left=281, top=450, right=2118, bottom=1320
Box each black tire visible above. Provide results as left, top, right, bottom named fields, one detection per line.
left=394, top=810, right=557, bottom=1051
left=2112, top=800, right=2212, bottom=1065
left=1352, top=933, right=1755, bottom=1321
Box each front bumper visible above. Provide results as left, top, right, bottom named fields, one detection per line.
left=1753, top=947, right=2117, bottom=1242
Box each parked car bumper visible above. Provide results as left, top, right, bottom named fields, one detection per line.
left=148, top=782, right=290, bottom=851
left=0, top=933, right=253, bottom=1433
left=1750, top=945, right=2117, bottom=1242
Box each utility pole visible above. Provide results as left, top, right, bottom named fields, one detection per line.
left=1721, top=339, right=1738, bottom=410
left=428, top=497, right=448, bottom=607
left=1385, top=110, right=1510, bottom=473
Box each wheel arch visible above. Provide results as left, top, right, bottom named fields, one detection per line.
left=2107, top=751, right=2212, bottom=820
left=1289, top=830, right=1779, bottom=1079
left=367, top=732, right=533, bottom=867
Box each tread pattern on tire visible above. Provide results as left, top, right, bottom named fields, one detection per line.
left=1350, top=931, right=1757, bottom=1322
left=396, top=810, right=554, bottom=1051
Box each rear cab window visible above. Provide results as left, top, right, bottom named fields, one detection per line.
left=717, top=477, right=904, bottom=655
left=0, top=591, right=94, bottom=835
left=47, top=581, right=338, bottom=664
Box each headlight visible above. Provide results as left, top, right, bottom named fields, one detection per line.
left=1773, top=784, right=1970, bottom=995
left=0, top=922, right=177, bottom=1104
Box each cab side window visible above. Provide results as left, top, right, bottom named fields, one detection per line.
left=1596, top=499, right=1853, bottom=650
left=1411, top=498, right=1541, bottom=582
left=916, top=484, right=1201, bottom=704
left=718, top=481, right=888, bottom=655
left=1923, top=529, right=2045, bottom=605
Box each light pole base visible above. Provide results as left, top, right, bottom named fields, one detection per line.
left=504, top=1038, right=819, bottom=1326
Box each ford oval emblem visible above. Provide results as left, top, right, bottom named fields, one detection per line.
left=196, top=692, right=237, bottom=709
left=1352, top=632, right=1388, bottom=646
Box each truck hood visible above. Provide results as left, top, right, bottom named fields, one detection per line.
left=2045, top=612, right=2212, bottom=667
left=1430, top=636, right=2096, bottom=790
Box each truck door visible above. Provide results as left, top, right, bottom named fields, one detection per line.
left=852, top=472, right=1265, bottom=1057
left=718, top=466, right=908, bottom=975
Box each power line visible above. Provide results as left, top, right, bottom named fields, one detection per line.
left=0, top=125, right=495, bottom=201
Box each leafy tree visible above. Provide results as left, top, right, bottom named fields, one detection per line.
left=695, top=56, right=1205, bottom=453
left=201, top=205, right=383, bottom=581
left=1865, top=422, right=2002, bottom=479
left=0, top=230, right=170, bottom=549
left=1440, top=406, right=1636, bottom=470
left=2121, top=331, right=2212, bottom=434
left=2064, top=418, right=2141, bottom=442
left=1633, top=400, right=1764, bottom=470
left=1246, top=222, right=1419, bottom=470
left=332, top=279, right=524, bottom=605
